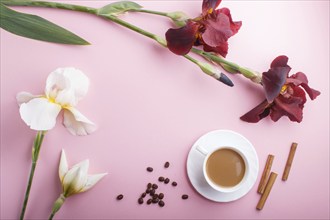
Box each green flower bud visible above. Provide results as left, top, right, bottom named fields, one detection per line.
left=167, top=11, right=189, bottom=27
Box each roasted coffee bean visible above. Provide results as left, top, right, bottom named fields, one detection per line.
left=158, top=200, right=165, bottom=207
left=172, top=181, right=177, bottom=187
left=147, top=167, right=153, bottom=172
left=147, top=199, right=152, bottom=205
left=147, top=183, right=152, bottom=188
left=182, top=194, right=189, bottom=200
left=138, top=198, right=144, bottom=204
left=164, top=178, right=170, bottom=184
left=152, top=198, right=159, bottom=203
left=158, top=176, right=165, bottom=182
left=152, top=184, right=158, bottom=189
left=164, top=162, right=170, bottom=168
left=116, top=194, right=124, bottom=200
left=150, top=189, right=156, bottom=196
left=158, top=193, right=164, bottom=199
left=152, top=194, right=158, bottom=199
left=141, top=192, right=147, bottom=198
left=146, top=188, right=151, bottom=194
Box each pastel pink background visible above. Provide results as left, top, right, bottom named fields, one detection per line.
left=1, top=0, right=329, bottom=219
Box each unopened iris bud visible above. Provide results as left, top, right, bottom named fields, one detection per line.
left=59, top=150, right=107, bottom=197
left=219, top=72, right=234, bottom=87
left=166, top=11, right=189, bottom=27
left=238, top=67, right=262, bottom=83
left=197, top=61, right=234, bottom=87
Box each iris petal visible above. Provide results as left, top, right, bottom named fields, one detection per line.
left=287, top=72, right=321, bottom=100
left=201, top=9, right=241, bottom=57
left=59, top=150, right=69, bottom=183
left=217, top=8, right=242, bottom=35
left=63, top=107, right=97, bottom=136
left=240, top=99, right=270, bottom=123
left=16, top=92, right=42, bottom=106
left=45, top=68, right=90, bottom=106
left=262, top=66, right=291, bottom=103
left=202, top=12, right=232, bottom=47
left=270, top=55, right=289, bottom=68
left=80, top=173, right=108, bottom=193
left=62, top=160, right=89, bottom=197
left=166, top=21, right=199, bottom=55
left=203, top=41, right=228, bottom=57
left=19, top=98, right=61, bottom=131
left=202, top=0, right=222, bottom=13
left=272, top=96, right=304, bottom=122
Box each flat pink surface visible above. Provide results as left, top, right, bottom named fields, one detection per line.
left=1, top=0, right=329, bottom=219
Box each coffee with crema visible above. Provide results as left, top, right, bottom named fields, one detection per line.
left=206, top=148, right=246, bottom=187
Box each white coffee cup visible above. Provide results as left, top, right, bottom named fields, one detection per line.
left=196, top=145, right=250, bottom=193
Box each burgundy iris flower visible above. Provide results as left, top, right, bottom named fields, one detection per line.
left=165, top=0, right=242, bottom=57
left=240, top=56, right=320, bottom=123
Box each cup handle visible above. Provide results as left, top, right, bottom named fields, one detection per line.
left=196, top=145, right=208, bottom=156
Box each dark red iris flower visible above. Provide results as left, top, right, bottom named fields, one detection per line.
left=240, top=56, right=320, bottom=123
left=165, top=0, right=242, bottom=57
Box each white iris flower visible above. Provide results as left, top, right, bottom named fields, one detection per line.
left=17, top=67, right=96, bottom=135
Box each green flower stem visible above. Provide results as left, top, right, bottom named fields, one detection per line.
left=48, top=194, right=66, bottom=220
left=101, top=15, right=212, bottom=77
left=100, top=14, right=159, bottom=43
left=3, top=0, right=213, bottom=77
left=191, top=48, right=240, bottom=71
left=131, top=8, right=168, bottom=17
left=20, top=131, right=46, bottom=220
left=191, top=48, right=262, bottom=83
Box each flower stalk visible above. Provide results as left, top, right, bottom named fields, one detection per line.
left=20, top=131, right=46, bottom=220
left=191, top=48, right=262, bottom=83
left=48, top=194, right=66, bottom=220
left=2, top=0, right=232, bottom=86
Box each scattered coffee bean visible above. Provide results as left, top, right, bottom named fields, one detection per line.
left=147, top=183, right=152, bottom=188
left=158, top=200, right=165, bottom=207
left=152, top=194, right=159, bottom=199
left=158, top=193, right=164, bottom=199
left=150, top=189, right=155, bottom=196
left=164, top=178, right=170, bottom=184
left=147, top=167, right=153, bottom=172
left=116, top=194, right=124, bottom=200
left=152, top=183, right=158, bottom=189
left=141, top=192, right=147, bottom=198
left=152, top=198, right=159, bottom=203
left=182, top=194, right=189, bottom=200
left=172, top=181, right=177, bottom=187
left=164, top=161, right=170, bottom=168
left=146, top=188, right=151, bottom=194
left=158, top=176, right=165, bottom=182
left=147, top=199, right=152, bottom=205
left=138, top=198, right=144, bottom=204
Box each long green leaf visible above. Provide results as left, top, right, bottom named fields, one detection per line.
left=97, top=1, right=142, bottom=16
left=0, top=3, right=89, bottom=45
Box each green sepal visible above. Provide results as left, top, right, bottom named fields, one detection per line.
left=221, top=63, right=239, bottom=74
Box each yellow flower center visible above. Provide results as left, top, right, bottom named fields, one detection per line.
left=280, top=85, right=288, bottom=94
left=46, top=96, right=70, bottom=109
left=48, top=97, right=56, bottom=103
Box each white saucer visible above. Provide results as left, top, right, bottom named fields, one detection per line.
left=186, top=130, right=259, bottom=202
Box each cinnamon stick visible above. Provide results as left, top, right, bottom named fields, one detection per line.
left=282, top=142, right=298, bottom=181
left=257, top=154, right=274, bottom=194
left=256, top=172, right=278, bottom=210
